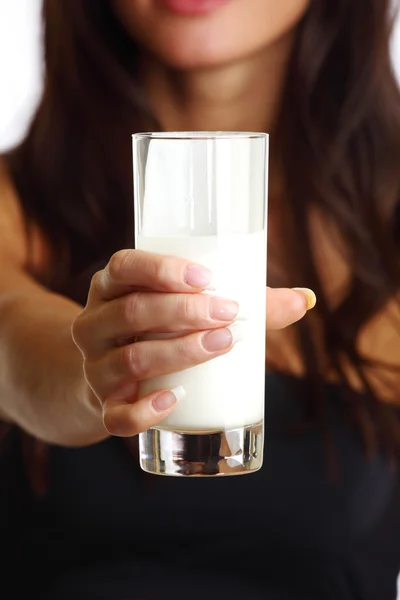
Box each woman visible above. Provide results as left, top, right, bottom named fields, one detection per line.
left=1, top=0, right=400, bottom=598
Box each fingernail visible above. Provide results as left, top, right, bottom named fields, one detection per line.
left=292, top=288, right=317, bottom=311
left=152, top=386, right=186, bottom=412
left=209, top=297, right=239, bottom=321
left=201, top=323, right=244, bottom=352
left=185, top=265, right=215, bottom=290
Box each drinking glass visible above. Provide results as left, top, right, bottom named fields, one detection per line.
left=132, top=131, right=268, bottom=476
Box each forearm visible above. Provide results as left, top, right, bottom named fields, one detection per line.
left=0, top=289, right=108, bottom=446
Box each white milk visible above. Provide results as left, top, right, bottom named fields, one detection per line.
left=136, top=230, right=267, bottom=432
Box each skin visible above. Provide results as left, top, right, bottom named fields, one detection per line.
left=114, top=0, right=310, bottom=132
left=1, top=0, right=397, bottom=448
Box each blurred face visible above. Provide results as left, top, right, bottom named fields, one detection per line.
left=112, top=0, right=310, bottom=70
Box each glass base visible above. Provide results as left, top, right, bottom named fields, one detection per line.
left=139, top=422, right=263, bottom=477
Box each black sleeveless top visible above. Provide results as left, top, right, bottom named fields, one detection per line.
left=2, top=265, right=400, bottom=600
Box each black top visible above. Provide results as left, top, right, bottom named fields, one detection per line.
left=3, top=373, right=400, bottom=600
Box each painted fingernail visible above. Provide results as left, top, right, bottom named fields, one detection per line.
left=201, top=323, right=244, bottom=352
left=292, top=288, right=317, bottom=311
left=185, top=265, right=215, bottom=290
left=152, top=386, right=186, bottom=412
left=209, top=297, right=239, bottom=321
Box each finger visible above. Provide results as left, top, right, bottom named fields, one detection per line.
left=86, top=292, right=240, bottom=350
left=89, top=250, right=215, bottom=302
left=266, top=287, right=316, bottom=330
left=102, top=386, right=186, bottom=437
left=83, top=324, right=242, bottom=401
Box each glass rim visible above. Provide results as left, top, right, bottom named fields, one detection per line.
left=132, top=131, right=268, bottom=141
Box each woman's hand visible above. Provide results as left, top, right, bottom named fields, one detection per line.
left=71, top=250, right=315, bottom=438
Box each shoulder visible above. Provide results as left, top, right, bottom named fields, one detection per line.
left=0, top=156, right=27, bottom=266
left=0, top=155, right=51, bottom=274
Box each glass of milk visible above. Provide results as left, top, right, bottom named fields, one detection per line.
left=132, top=132, right=268, bottom=477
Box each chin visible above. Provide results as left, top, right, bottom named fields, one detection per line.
left=144, top=25, right=258, bottom=71
left=112, top=0, right=310, bottom=71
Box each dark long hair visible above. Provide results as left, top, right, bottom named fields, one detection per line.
left=4, top=0, right=400, bottom=457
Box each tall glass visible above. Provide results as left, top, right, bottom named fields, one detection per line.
left=132, top=132, right=268, bottom=477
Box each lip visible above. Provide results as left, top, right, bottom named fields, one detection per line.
left=156, top=0, right=231, bottom=16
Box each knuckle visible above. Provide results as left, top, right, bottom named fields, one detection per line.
left=117, top=344, right=148, bottom=380
left=90, top=270, right=103, bottom=292
left=108, top=250, right=132, bottom=281
left=82, top=359, right=105, bottom=403
left=182, top=294, right=208, bottom=324
left=118, top=293, right=142, bottom=327
left=71, top=311, right=89, bottom=350
left=152, top=256, right=170, bottom=283
left=151, top=255, right=180, bottom=287
left=102, top=407, right=119, bottom=435
left=82, top=358, right=95, bottom=387
left=176, top=333, right=204, bottom=364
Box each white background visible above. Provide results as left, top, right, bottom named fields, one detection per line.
left=0, top=1, right=400, bottom=597
left=0, top=0, right=42, bottom=151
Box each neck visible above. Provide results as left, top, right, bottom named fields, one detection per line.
left=142, top=33, right=295, bottom=133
